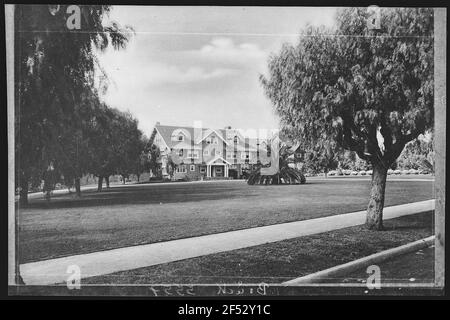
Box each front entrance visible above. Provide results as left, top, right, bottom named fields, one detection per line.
left=212, top=165, right=223, bottom=177
left=206, top=156, right=231, bottom=178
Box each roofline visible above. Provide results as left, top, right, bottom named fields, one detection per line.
left=196, top=128, right=230, bottom=146
left=154, top=127, right=170, bottom=151
left=207, top=156, right=232, bottom=165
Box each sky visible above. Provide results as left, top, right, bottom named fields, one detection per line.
left=97, top=6, right=338, bottom=137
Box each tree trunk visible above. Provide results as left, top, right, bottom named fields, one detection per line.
left=105, top=176, right=110, bottom=189
left=19, top=177, right=29, bottom=206
left=97, top=176, right=103, bottom=192
left=366, top=162, right=388, bottom=230
left=122, top=175, right=126, bottom=184
left=75, top=178, right=81, bottom=197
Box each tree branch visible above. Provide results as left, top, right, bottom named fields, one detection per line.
left=340, top=123, right=372, bottom=162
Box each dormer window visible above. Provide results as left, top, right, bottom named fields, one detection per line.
left=206, top=135, right=218, bottom=145
left=171, top=129, right=189, bottom=142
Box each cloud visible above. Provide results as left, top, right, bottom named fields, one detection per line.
left=98, top=51, right=238, bottom=89
left=144, top=63, right=237, bottom=85
left=98, top=36, right=267, bottom=89
left=198, top=37, right=267, bottom=68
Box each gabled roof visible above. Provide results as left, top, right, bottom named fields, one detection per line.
left=196, top=128, right=229, bottom=145
left=207, top=156, right=232, bottom=165
left=154, top=123, right=267, bottom=151
left=154, top=124, right=196, bottom=149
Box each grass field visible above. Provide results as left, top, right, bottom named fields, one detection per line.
left=18, top=178, right=434, bottom=263
left=82, top=211, right=434, bottom=284
left=341, top=245, right=434, bottom=284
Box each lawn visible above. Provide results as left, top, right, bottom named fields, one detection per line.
left=82, top=211, right=434, bottom=285
left=18, top=178, right=434, bottom=263
left=341, top=245, right=434, bottom=284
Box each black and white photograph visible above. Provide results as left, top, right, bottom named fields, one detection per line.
left=5, top=3, right=446, bottom=300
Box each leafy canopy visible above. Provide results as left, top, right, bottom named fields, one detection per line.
left=15, top=5, right=134, bottom=189
left=260, top=8, right=433, bottom=167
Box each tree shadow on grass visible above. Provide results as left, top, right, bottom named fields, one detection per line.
left=382, top=211, right=434, bottom=231
left=20, top=184, right=256, bottom=210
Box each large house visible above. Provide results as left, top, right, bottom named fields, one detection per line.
left=150, top=123, right=271, bottom=180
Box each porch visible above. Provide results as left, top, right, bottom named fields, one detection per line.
left=205, top=156, right=232, bottom=178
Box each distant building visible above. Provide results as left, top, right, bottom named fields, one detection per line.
left=150, top=123, right=271, bottom=180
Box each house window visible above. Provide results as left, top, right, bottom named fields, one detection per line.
left=190, top=165, right=196, bottom=171
left=203, top=150, right=209, bottom=156
left=200, top=166, right=206, bottom=173
left=206, top=136, right=218, bottom=145
left=176, top=165, right=187, bottom=173
left=215, top=150, right=221, bottom=156
left=216, top=167, right=222, bottom=173
left=233, top=136, right=239, bottom=144
left=226, top=153, right=233, bottom=159
left=187, top=151, right=199, bottom=159
left=172, top=131, right=187, bottom=142
left=178, top=149, right=184, bottom=157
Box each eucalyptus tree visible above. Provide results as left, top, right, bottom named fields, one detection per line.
left=135, top=135, right=152, bottom=182
left=114, top=110, right=144, bottom=185
left=148, top=144, right=162, bottom=178
left=15, top=4, right=133, bottom=204
left=260, top=8, right=433, bottom=229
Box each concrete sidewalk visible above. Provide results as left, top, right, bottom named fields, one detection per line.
left=20, top=199, right=435, bottom=285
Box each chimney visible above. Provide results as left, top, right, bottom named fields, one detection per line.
left=156, top=121, right=160, bottom=126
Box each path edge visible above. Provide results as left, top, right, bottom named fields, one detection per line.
left=282, top=235, right=435, bottom=285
